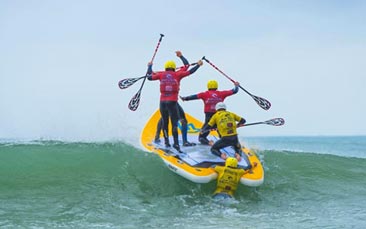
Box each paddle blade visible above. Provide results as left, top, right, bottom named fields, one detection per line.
left=251, top=94, right=271, bottom=110
left=118, top=77, right=144, bottom=90
left=264, top=118, right=285, bottom=126
left=128, top=89, right=142, bottom=111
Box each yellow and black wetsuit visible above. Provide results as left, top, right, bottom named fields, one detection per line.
left=213, top=165, right=246, bottom=198
left=206, top=110, right=246, bottom=157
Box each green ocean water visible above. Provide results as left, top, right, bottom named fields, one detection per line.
left=0, top=138, right=366, bottom=228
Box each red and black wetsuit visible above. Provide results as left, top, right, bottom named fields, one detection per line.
left=182, top=87, right=239, bottom=144
left=147, top=56, right=200, bottom=149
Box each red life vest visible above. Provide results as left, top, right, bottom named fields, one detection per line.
left=152, top=69, right=191, bottom=101
left=197, top=90, right=235, bottom=113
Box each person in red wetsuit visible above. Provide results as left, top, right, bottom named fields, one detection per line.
left=147, top=51, right=203, bottom=152
left=180, top=80, right=239, bottom=145
left=154, top=102, right=196, bottom=147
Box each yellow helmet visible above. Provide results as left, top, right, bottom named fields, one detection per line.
left=225, top=157, right=238, bottom=168
left=207, top=80, right=218, bottom=90
left=164, top=60, right=176, bottom=70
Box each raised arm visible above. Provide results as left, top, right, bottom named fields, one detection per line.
left=189, top=60, right=203, bottom=74
left=176, top=51, right=189, bottom=66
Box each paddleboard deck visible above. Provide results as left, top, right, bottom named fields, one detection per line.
left=140, top=109, right=264, bottom=186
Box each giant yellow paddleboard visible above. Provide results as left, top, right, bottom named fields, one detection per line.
left=140, top=109, right=264, bottom=186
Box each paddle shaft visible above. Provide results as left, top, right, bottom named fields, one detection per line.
left=202, top=56, right=271, bottom=110
left=242, top=118, right=285, bottom=127
left=241, top=122, right=265, bottom=127
left=128, top=34, right=164, bottom=111
left=202, top=118, right=285, bottom=133
left=202, top=56, right=252, bottom=94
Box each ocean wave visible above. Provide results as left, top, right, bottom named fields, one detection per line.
left=1, top=141, right=365, bottom=228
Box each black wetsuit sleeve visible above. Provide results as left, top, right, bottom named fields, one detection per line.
left=182, top=94, right=198, bottom=101
left=238, top=118, right=246, bottom=126
left=147, top=65, right=153, bottom=80
left=232, top=85, right=239, bottom=94
left=179, top=55, right=189, bottom=66
left=188, top=64, right=200, bottom=74
left=201, top=124, right=213, bottom=133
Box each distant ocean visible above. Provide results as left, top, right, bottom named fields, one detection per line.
left=1, top=136, right=365, bottom=228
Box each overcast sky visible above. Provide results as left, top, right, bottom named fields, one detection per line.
left=1, top=0, right=365, bottom=142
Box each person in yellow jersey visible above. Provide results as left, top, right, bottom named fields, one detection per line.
left=212, top=157, right=246, bottom=199
left=200, top=102, right=246, bottom=161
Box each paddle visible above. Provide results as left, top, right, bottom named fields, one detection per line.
left=242, top=118, right=285, bottom=127
left=202, top=56, right=271, bottom=111
left=201, top=118, right=285, bottom=134
left=128, top=34, right=164, bottom=111
left=118, top=63, right=198, bottom=90
left=118, top=76, right=145, bottom=90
